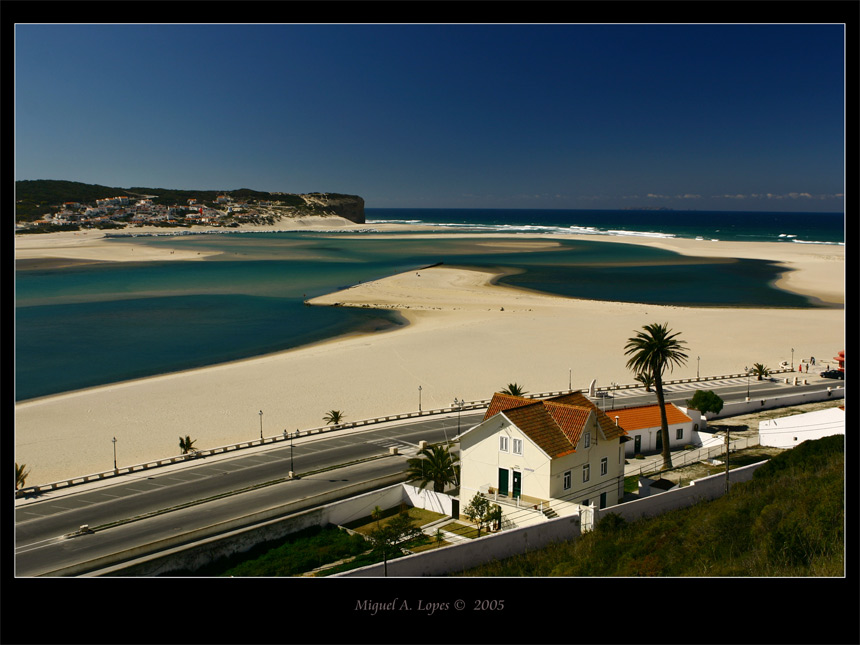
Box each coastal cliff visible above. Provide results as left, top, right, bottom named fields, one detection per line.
left=297, top=193, right=365, bottom=224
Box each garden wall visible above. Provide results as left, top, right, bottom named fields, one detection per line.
left=333, top=461, right=766, bottom=577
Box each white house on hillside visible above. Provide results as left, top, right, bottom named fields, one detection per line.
left=759, top=406, right=844, bottom=448
left=611, top=403, right=703, bottom=457
left=457, top=392, right=629, bottom=515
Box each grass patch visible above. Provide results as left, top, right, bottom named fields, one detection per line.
left=346, top=505, right=447, bottom=535
left=439, top=521, right=485, bottom=539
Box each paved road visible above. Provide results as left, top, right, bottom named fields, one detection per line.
left=14, top=375, right=839, bottom=576
left=14, top=411, right=481, bottom=576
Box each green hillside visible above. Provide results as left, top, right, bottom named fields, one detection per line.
left=15, top=180, right=307, bottom=222
left=457, top=435, right=844, bottom=577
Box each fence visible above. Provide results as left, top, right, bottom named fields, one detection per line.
left=14, top=370, right=796, bottom=498
left=622, top=433, right=759, bottom=478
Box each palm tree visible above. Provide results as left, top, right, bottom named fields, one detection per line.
left=500, top=383, right=527, bottom=397
left=751, top=363, right=770, bottom=380
left=405, top=444, right=460, bottom=493
left=624, top=322, right=689, bottom=470
left=371, top=505, right=384, bottom=527
left=635, top=371, right=655, bottom=392
left=323, top=410, right=345, bottom=426
left=15, top=463, right=30, bottom=490
left=178, top=435, right=197, bottom=454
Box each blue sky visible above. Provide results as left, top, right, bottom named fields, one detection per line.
left=14, top=23, right=845, bottom=211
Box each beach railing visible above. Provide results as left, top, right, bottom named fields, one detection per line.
left=13, top=369, right=798, bottom=498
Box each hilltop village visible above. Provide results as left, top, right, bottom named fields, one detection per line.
left=14, top=181, right=365, bottom=233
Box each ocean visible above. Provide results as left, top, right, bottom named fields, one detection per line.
left=15, top=209, right=843, bottom=401
left=366, top=208, right=845, bottom=245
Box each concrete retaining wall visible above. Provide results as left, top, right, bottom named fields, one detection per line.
left=707, top=385, right=844, bottom=420
left=71, top=473, right=408, bottom=577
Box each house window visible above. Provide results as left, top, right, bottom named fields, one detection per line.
left=600, top=457, right=608, bottom=476
left=584, top=432, right=591, bottom=448
left=676, top=428, right=684, bottom=441
left=512, top=438, right=523, bottom=455
left=499, top=436, right=508, bottom=452
left=582, top=464, right=590, bottom=482
left=563, top=470, right=571, bottom=490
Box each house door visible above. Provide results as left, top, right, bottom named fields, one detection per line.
left=512, top=471, right=522, bottom=499
left=634, top=435, right=641, bottom=454
left=498, top=468, right=509, bottom=496
left=600, top=492, right=607, bottom=509
left=655, top=430, right=663, bottom=453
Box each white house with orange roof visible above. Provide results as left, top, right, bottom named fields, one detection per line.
left=457, top=392, right=629, bottom=516
left=611, top=403, right=702, bottom=457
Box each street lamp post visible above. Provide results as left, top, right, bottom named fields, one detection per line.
left=791, top=348, right=794, bottom=371
left=746, top=369, right=751, bottom=400
left=112, top=436, right=117, bottom=471
left=291, top=430, right=296, bottom=478
left=259, top=410, right=263, bottom=440
left=569, top=368, right=572, bottom=392
left=452, top=398, right=464, bottom=434
left=697, top=356, right=700, bottom=380
left=418, top=385, right=422, bottom=413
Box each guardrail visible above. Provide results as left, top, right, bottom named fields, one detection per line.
left=14, top=370, right=794, bottom=498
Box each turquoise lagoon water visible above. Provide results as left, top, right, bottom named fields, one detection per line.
left=15, top=226, right=837, bottom=401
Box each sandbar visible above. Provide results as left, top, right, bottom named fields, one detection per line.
left=14, top=222, right=844, bottom=486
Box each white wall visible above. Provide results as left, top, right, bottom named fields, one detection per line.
left=708, top=386, right=844, bottom=419
left=402, top=483, right=455, bottom=516
left=759, top=407, right=844, bottom=448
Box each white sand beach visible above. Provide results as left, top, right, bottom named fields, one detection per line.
left=14, top=222, right=845, bottom=486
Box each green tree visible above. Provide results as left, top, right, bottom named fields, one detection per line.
left=635, top=372, right=654, bottom=392
left=371, top=505, right=384, bottom=527
left=687, top=390, right=724, bottom=415
left=500, top=383, right=527, bottom=396
left=463, top=493, right=494, bottom=537
left=15, top=463, right=30, bottom=490
left=751, top=363, right=771, bottom=381
left=178, top=435, right=197, bottom=454
left=405, top=444, right=460, bottom=493
left=367, top=511, right=422, bottom=575
left=323, top=410, right=345, bottom=426
left=488, top=503, right=503, bottom=532
left=624, top=322, right=689, bottom=470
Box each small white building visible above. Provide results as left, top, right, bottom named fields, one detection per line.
left=759, top=406, right=844, bottom=448
left=457, top=392, right=629, bottom=513
left=612, top=403, right=702, bottom=457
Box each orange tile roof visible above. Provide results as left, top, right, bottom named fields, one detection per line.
left=483, top=393, right=532, bottom=421
left=481, top=392, right=628, bottom=458
left=610, top=403, right=691, bottom=433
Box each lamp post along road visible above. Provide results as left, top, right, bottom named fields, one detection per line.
left=112, top=436, right=117, bottom=472
left=258, top=410, right=263, bottom=440
left=418, top=385, right=422, bottom=413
